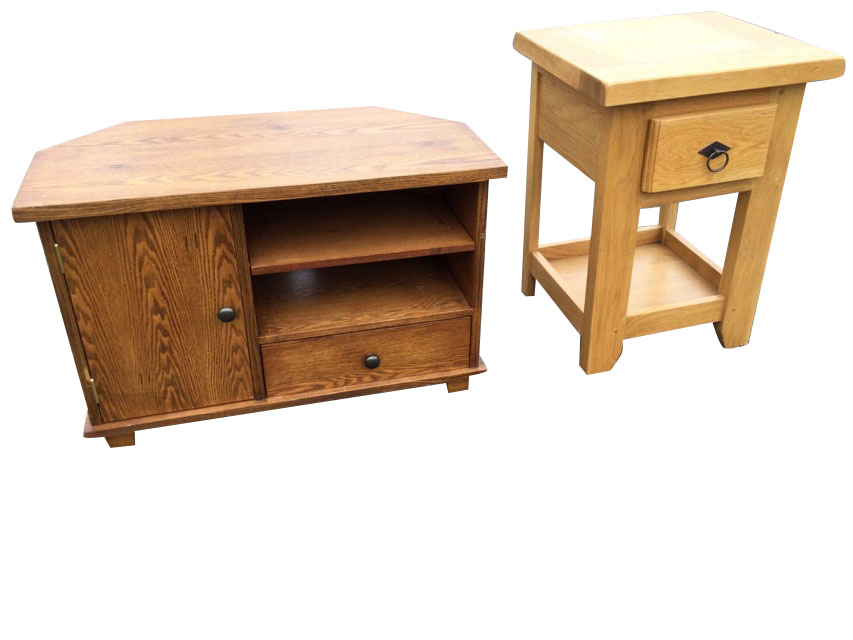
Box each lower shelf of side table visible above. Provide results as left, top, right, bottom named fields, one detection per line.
left=530, top=224, right=726, bottom=338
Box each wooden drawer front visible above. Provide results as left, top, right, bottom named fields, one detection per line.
left=642, top=104, right=777, bottom=192
left=262, top=318, right=471, bottom=396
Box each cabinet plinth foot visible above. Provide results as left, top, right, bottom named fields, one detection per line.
left=446, top=378, right=469, bottom=393
left=106, top=433, right=135, bottom=448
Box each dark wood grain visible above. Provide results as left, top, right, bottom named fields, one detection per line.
left=244, top=190, right=475, bottom=275
left=254, top=257, right=472, bottom=343
left=36, top=222, right=102, bottom=423
left=83, top=358, right=487, bottom=439
left=261, top=318, right=471, bottom=397
left=52, top=205, right=255, bottom=421
left=444, top=182, right=489, bottom=367
left=12, top=107, right=507, bottom=221
left=229, top=205, right=266, bottom=399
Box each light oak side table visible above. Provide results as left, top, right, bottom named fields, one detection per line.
left=514, top=13, right=844, bottom=373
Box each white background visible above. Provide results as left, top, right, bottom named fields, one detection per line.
left=1, top=2, right=850, bottom=638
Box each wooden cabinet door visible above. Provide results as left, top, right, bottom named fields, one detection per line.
left=53, top=205, right=255, bottom=422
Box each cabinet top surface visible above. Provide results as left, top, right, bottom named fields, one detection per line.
left=12, top=107, right=507, bottom=222
left=514, top=12, right=844, bottom=106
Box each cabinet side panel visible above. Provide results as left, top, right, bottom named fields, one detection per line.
left=37, top=222, right=103, bottom=423
left=52, top=206, right=255, bottom=422
left=229, top=205, right=266, bottom=399
left=444, top=182, right=489, bottom=367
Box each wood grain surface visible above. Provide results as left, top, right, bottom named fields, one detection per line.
left=52, top=205, right=255, bottom=421
left=254, top=257, right=473, bottom=343
left=443, top=182, right=489, bottom=367
left=642, top=104, right=777, bottom=192
left=514, top=12, right=844, bottom=106
left=229, top=205, right=266, bottom=399
left=715, top=84, right=806, bottom=347
left=551, top=243, right=720, bottom=314
left=537, top=70, right=603, bottom=180
left=83, top=358, right=487, bottom=439
left=36, top=222, right=103, bottom=422
left=521, top=65, right=544, bottom=297
left=12, top=107, right=507, bottom=221
left=579, top=102, right=648, bottom=373
left=244, top=189, right=475, bottom=275
left=261, top=318, right=472, bottom=397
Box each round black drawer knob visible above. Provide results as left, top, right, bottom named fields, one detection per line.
left=364, top=354, right=380, bottom=369
left=218, top=307, right=237, bottom=323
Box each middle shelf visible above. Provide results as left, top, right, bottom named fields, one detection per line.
left=253, top=256, right=474, bottom=344
left=244, top=189, right=475, bottom=275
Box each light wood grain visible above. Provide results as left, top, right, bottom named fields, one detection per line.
left=244, top=190, right=475, bottom=275
left=662, top=229, right=722, bottom=288
left=83, top=358, right=487, bottom=439
left=514, top=12, right=844, bottom=106
left=642, top=104, right=777, bottom=192
left=52, top=206, right=255, bottom=422
left=12, top=107, right=507, bottom=221
left=539, top=225, right=662, bottom=260
left=716, top=85, right=806, bottom=347
left=658, top=203, right=678, bottom=243
left=261, top=318, right=471, bottom=397
left=521, top=65, right=544, bottom=296
left=538, top=69, right=603, bottom=180
left=638, top=179, right=755, bottom=208
left=624, top=296, right=725, bottom=338
left=580, top=103, right=648, bottom=373
left=530, top=251, right=583, bottom=333
left=553, top=243, right=719, bottom=314
left=534, top=241, right=725, bottom=340
left=254, top=258, right=472, bottom=343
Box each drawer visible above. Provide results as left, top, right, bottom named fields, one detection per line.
left=641, top=104, right=777, bottom=193
left=262, top=317, right=472, bottom=396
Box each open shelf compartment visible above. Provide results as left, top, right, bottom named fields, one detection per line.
left=530, top=225, right=726, bottom=338
left=244, top=188, right=475, bottom=275
left=253, top=256, right=474, bottom=344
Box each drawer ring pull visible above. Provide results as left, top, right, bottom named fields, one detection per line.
left=698, top=141, right=731, bottom=173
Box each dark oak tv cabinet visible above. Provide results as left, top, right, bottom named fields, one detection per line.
left=12, top=107, right=507, bottom=446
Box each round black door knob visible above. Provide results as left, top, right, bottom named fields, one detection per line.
left=218, top=307, right=237, bottom=323
left=364, top=354, right=380, bottom=369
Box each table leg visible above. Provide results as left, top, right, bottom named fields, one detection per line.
left=715, top=84, right=805, bottom=348
left=579, top=104, right=648, bottom=374
left=659, top=202, right=679, bottom=241
left=521, top=65, right=543, bottom=296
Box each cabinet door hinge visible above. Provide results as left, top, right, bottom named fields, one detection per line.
left=84, top=368, right=100, bottom=405
left=53, top=243, right=65, bottom=274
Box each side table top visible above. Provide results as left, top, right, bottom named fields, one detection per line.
left=514, top=12, right=844, bottom=107
left=12, top=107, right=507, bottom=222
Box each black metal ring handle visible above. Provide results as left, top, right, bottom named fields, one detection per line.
left=706, top=149, right=730, bottom=173
left=698, top=141, right=731, bottom=173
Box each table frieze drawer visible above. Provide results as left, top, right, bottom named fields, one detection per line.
left=641, top=103, right=778, bottom=193
left=261, top=317, right=472, bottom=397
